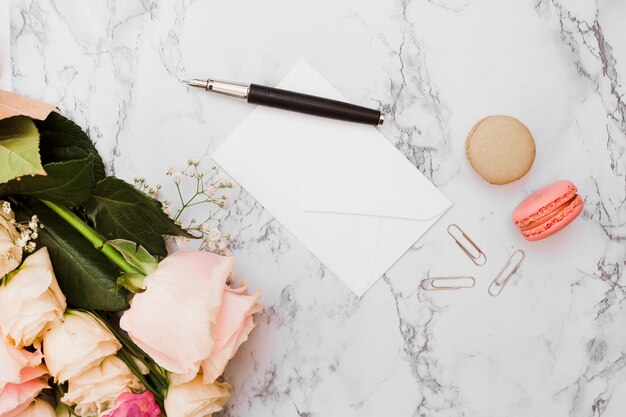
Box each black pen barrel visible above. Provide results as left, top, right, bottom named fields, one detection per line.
left=247, top=84, right=384, bottom=126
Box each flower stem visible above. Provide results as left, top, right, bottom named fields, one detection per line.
left=41, top=200, right=141, bottom=274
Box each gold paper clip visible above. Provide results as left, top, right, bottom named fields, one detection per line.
left=420, top=276, right=476, bottom=291
left=488, top=250, right=525, bottom=296
left=447, top=224, right=487, bottom=266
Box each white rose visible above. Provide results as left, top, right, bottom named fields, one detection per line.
left=0, top=247, right=66, bottom=347
left=0, top=202, right=22, bottom=277
left=164, top=375, right=231, bottom=417
left=15, top=398, right=56, bottom=417
left=43, top=310, right=121, bottom=383
left=61, top=356, right=143, bottom=417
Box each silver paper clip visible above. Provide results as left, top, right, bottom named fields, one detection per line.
left=420, top=276, right=476, bottom=291
left=447, top=224, right=487, bottom=266
left=488, top=250, right=525, bottom=296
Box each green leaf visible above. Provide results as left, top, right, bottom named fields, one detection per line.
left=0, top=116, right=46, bottom=184
left=106, top=239, right=158, bottom=275
left=0, top=155, right=95, bottom=206
left=85, top=177, right=192, bottom=257
left=14, top=199, right=128, bottom=311
left=36, top=112, right=106, bottom=182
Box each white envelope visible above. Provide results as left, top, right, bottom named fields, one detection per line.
left=0, top=0, right=10, bottom=90
left=212, top=60, right=451, bottom=296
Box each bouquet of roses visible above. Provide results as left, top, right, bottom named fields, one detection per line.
left=0, top=90, right=261, bottom=417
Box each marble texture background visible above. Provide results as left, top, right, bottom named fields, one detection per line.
left=8, top=0, right=626, bottom=416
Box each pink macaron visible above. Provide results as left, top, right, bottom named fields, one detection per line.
left=512, top=180, right=584, bottom=241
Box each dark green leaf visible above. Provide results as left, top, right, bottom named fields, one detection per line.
left=85, top=177, right=192, bottom=257
left=14, top=199, right=128, bottom=311
left=0, top=155, right=95, bottom=206
left=36, top=112, right=106, bottom=182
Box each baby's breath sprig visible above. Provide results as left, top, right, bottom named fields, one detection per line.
left=0, top=201, right=42, bottom=255
left=134, top=160, right=235, bottom=256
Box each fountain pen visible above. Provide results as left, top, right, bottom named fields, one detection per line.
left=184, top=78, right=385, bottom=126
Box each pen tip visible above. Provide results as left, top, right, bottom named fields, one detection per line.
left=182, top=79, right=209, bottom=88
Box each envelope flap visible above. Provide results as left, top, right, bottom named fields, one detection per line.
left=300, top=127, right=452, bottom=221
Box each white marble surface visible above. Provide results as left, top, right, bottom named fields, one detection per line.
left=8, top=0, right=626, bottom=416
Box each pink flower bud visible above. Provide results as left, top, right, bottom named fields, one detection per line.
left=103, top=391, right=161, bottom=417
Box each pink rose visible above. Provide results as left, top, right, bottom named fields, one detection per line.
left=120, top=252, right=234, bottom=381
left=102, top=391, right=161, bottom=417
left=200, top=285, right=261, bottom=383
left=0, top=331, right=42, bottom=389
left=0, top=335, right=49, bottom=417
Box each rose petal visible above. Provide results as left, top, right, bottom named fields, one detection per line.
left=0, top=334, right=42, bottom=391
left=120, top=251, right=233, bottom=378
left=0, top=365, right=49, bottom=417
left=0, top=90, right=56, bottom=121
left=200, top=285, right=261, bottom=383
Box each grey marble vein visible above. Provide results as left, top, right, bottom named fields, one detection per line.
left=8, top=0, right=626, bottom=416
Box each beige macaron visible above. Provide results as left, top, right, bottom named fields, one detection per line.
left=465, top=115, right=536, bottom=185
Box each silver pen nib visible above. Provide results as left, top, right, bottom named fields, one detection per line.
left=183, top=79, right=209, bottom=89
left=183, top=78, right=250, bottom=99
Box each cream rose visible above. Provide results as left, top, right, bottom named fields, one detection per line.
left=0, top=201, right=22, bottom=278
left=61, top=356, right=143, bottom=417
left=14, top=398, right=56, bottom=417
left=43, top=310, right=121, bottom=383
left=0, top=247, right=66, bottom=347
left=164, top=375, right=231, bottom=417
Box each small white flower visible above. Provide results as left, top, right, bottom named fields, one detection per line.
left=2, top=201, right=11, bottom=214
left=216, top=174, right=227, bottom=185
left=167, top=166, right=175, bottom=175
left=204, top=186, right=216, bottom=196
left=216, top=241, right=226, bottom=251
left=172, top=173, right=183, bottom=184
left=200, top=223, right=210, bottom=232
left=31, top=232, right=38, bottom=240
left=207, top=228, right=221, bottom=242
left=24, top=242, right=36, bottom=253
left=175, top=237, right=189, bottom=248
left=207, top=240, right=217, bottom=252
